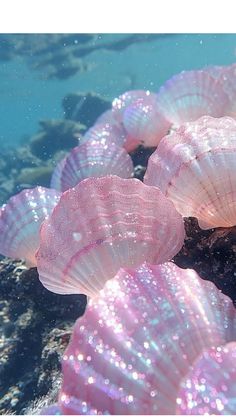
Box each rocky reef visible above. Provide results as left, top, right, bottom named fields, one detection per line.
left=0, top=258, right=86, bottom=414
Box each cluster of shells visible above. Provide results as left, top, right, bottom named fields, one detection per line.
left=1, top=64, right=236, bottom=415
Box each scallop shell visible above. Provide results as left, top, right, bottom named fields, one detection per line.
left=50, top=140, right=134, bottom=192
left=93, top=112, right=140, bottom=152
left=112, top=90, right=158, bottom=123
left=203, top=64, right=226, bottom=80
left=0, top=187, right=61, bottom=267
left=155, top=70, right=229, bottom=126
left=58, top=262, right=236, bottom=415
left=40, top=405, right=62, bottom=415
left=50, top=156, right=67, bottom=190
left=123, top=98, right=171, bottom=147
left=144, top=116, right=236, bottom=229
left=36, top=176, right=185, bottom=297
left=81, top=121, right=125, bottom=148
left=176, top=342, right=236, bottom=415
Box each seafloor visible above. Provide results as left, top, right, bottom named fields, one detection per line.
left=0, top=90, right=236, bottom=415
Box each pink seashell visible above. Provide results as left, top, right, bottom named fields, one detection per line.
left=112, top=90, right=157, bottom=123
left=203, top=65, right=226, bottom=80
left=0, top=187, right=61, bottom=267
left=40, top=404, right=62, bottom=415
left=176, top=342, right=236, bottom=415
left=96, top=109, right=119, bottom=125
left=50, top=140, right=134, bottom=192
left=83, top=117, right=140, bottom=153
left=81, top=121, right=125, bottom=148
left=144, top=116, right=236, bottom=229
left=123, top=98, right=171, bottom=147
left=58, top=262, right=236, bottom=415
left=36, top=176, right=185, bottom=297
left=50, top=156, right=67, bottom=190
left=155, top=70, right=229, bottom=126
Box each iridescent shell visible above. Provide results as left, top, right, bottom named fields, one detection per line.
left=50, top=140, right=134, bottom=192
left=93, top=111, right=140, bottom=152
left=81, top=121, right=125, bottom=148
left=144, top=116, right=236, bottom=229
left=112, top=90, right=158, bottom=122
left=40, top=405, right=62, bottom=415
left=123, top=98, right=171, bottom=147
left=50, top=156, right=67, bottom=190
left=176, top=343, right=236, bottom=415
left=0, top=187, right=61, bottom=267
left=203, top=65, right=226, bottom=80
left=36, top=176, right=185, bottom=297
left=155, top=70, right=229, bottom=126
left=58, top=262, right=236, bottom=415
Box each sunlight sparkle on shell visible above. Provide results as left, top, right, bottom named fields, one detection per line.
left=58, top=262, right=236, bottom=415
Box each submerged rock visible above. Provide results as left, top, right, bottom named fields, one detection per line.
left=29, top=119, right=86, bottom=160
left=15, top=166, right=53, bottom=189
left=0, top=259, right=86, bottom=414
left=62, top=92, right=111, bottom=126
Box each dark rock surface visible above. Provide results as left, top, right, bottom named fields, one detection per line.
left=174, top=218, right=236, bottom=304
left=29, top=119, right=86, bottom=160
left=0, top=259, right=86, bottom=414
left=62, top=92, right=111, bottom=126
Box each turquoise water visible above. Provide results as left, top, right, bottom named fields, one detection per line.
left=1, top=33, right=236, bottom=147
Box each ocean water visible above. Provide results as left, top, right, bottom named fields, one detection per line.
left=1, top=33, right=236, bottom=147
left=1, top=34, right=236, bottom=415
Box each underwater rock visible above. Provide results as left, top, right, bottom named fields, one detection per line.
left=0, top=258, right=86, bottom=414
left=62, top=92, right=111, bottom=126
left=0, top=34, right=166, bottom=80
left=174, top=218, right=236, bottom=303
left=29, top=119, right=86, bottom=160
left=15, top=166, right=53, bottom=189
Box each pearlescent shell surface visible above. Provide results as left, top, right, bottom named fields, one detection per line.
left=36, top=176, right=185, bottom=297
left=123, top=98, right=171, bottom=147
left=176, top=343, right=236, bottom=415
left=81, top=121, right=125, bottom=148
left=112, top=90, right=157, bottom=122
left=94, top=111, right=140, bottom=152
left=49, top=140, right=134, bottom=192
left=155, top=70, right=229, bottom=126
left=59, top=262, right=236, bottom=415
left=144, top=116, right=236, bottom=229
left=203, top=65, right=226, bottom=80
left=50, top=156, right=67, bottom=190
left=0, top=187, right=61, bottom=267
